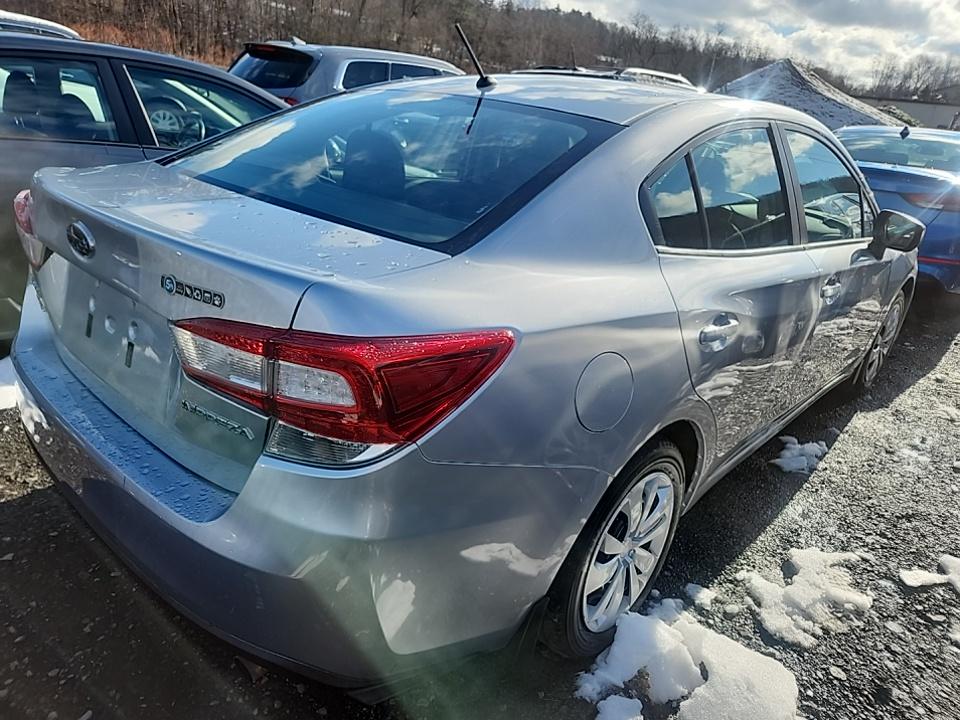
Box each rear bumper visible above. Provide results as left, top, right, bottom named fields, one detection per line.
left=918, top=219, right=960, bottom=294
left=12, top=283, right=603, bottom=686
left=918, top=257, right=960, bottom=294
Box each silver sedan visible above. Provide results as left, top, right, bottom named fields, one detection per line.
left=11, top=73, right=921, bottom=694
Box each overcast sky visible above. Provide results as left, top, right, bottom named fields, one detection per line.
left=553, top=0, right=959, bottom=82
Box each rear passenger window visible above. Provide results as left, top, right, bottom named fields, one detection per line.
left=0, top=58, right=118, bottom=142
left=785, top=130, right=869, bottom=242
left=692, top=127, right=791, bottom=250
left=390, top=64, right=439, bottom=81
left=342, top=61, right=388, bottom=89
left=650, top=157, right=704, bottom=249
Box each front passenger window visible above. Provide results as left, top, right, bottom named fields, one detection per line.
left=785, top=130, right=868, bottom=243
left=692, top=127, right=790, bottom=250
left=126, top=66, right=276, bottom=149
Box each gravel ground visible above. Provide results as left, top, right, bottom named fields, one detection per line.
left=0, top=307, right=959, bottom=720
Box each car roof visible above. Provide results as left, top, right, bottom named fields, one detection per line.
left=0, top=10, right=80, bottom=39
left=254, top=41, right=463, bottom=72
left=381, top=73, right=825, bottom=127
left=0, top=32, right=287, bottom=108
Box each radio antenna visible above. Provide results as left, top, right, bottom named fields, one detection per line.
left=455, top=23, right=496, bottom=90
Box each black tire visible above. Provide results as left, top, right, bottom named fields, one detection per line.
left=851, top=290, right=906, bottom=393
left=541, top=440, right=684, bottom=658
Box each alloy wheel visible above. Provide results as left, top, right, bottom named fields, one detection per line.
left=862, top=299, right=903, bottom=387
left=580, top=470, right=675, bottom=633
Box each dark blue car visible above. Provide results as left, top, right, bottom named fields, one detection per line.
left=837, top=125, right=960, bottom=297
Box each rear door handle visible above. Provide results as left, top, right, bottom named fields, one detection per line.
left=821, top=278, right=842, bottom=304
left=699, top=313, right=740, bottom=352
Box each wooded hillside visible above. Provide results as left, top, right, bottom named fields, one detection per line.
left=10, top=0, right=960, bottom=100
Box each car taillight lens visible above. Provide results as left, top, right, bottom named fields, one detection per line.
left=901, top=189, right=960, bottom=213
left=171, top=319, right=515, bottom=466
left=14, top=189, right=46, bottom=270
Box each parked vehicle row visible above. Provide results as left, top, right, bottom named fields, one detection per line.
left=0, top=32, right=287, bottom=345
left=10, top=71, right=924, bottom=697
left=836, top=125, right=960, bottom=297
left=228, top=40, right=463, bottom=104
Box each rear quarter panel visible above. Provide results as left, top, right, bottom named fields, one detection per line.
left=291, top=113, right=718, bottom=493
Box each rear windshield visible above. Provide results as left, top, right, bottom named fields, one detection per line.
left=840, top=132, right=960, bottom=174
left=168, top=89, right=619, bottom=252
left=231, top=46, right=313, bottom=89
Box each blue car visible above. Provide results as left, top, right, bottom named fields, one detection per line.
left=837, top=126, right=960, bottom=296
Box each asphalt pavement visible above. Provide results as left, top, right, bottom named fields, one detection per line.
left=1, top=306, right=959, bottom=720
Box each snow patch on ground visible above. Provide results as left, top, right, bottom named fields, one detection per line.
left=576, top=610, right=703, bottom=704
left=595, top=695, right=644, bottom=720
left=684, top=583, right=718, bottom=610
left=738, top=548, right=872, bottom=648
left=770, top=436, right=828, bottom=474
left=577, top=600, right=799, bottom=720
left=899, top=555, right=960, bottom=593
left=0, top=357, right=16, bottom=410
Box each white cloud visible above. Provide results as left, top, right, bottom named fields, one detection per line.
left=550, top=0, right=960, bottom=84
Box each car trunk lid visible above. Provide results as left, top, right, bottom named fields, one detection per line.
left=28, top=162, right=446, bottom=492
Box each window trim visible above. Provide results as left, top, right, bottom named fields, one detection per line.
left=334, top=59, right=391, bottom=92
left=334, top=59, right=443, bottom=92
left=641, top=119, right=801, bottom=257
left=113, top=59, right=281, bottom=150
left=775, top=120, right=879, bottom=249
left=0, top=50, right=138, bottom=145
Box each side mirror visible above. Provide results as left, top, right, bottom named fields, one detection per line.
left=872, top=209, right=925, bottom=254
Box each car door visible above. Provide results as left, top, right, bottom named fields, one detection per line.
left=644, top=124, right=823, bottom=458
left=779, top=125, right=890, bottom=386
left=0, top=50, right=143, bottom=339
left=111, top=60, right=282, bottom=158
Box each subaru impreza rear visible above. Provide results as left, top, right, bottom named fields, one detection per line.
left=10, top=78, right=663, bottom=689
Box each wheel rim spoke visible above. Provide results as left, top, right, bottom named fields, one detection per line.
left=602, top=531, right=626, bottom=556
left=627, top=561, right=642, bottom=601
left=584, top=556, right=619, bottom=595
left=635, top=514, right=669, bottom=548
left=590, top=563, right=625, bottom=627
left=632, top=546, right=656, bottom=572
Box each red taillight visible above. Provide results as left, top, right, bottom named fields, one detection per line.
left=13, top=189, right=46, bottom=270
left=13, top=189, right=32, bottom=235
left=280, top=96, right=299, bottom=106
left=901, top=190, right=960, bottom=213
left=171, top=319, right=515, bottom=464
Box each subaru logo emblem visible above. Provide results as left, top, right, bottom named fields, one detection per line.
left=162, top=275, right=177, bottom=294
left=66, top=222, right=95, bottom=259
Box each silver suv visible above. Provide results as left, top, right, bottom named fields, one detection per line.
left=229, top=41, right=463, bottom=104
